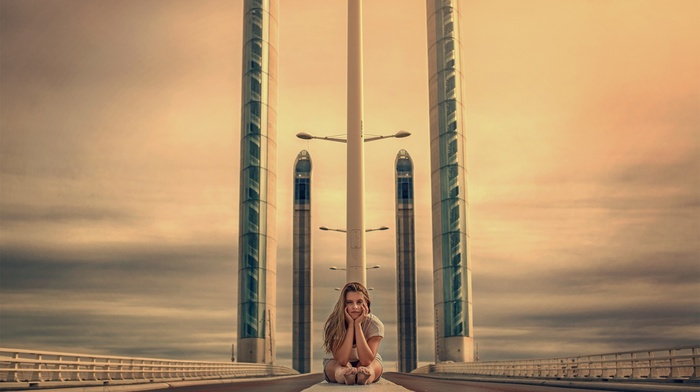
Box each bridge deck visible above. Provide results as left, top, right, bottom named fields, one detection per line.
left=302, top=378, right=409, bottom=391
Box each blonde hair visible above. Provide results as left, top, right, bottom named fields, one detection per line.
left=322, top=281, right=371, bottom=354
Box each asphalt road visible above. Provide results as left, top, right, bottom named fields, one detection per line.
left=383, top=372, right=627, bottom=392
left=146, top=372, right=644, bottom=392
left=149, top=373, right=322, bottom=392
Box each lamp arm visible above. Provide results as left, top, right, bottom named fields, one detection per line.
left=364, top=135, right=388, bottom=142
left=318, top=136, right=348, bottom=143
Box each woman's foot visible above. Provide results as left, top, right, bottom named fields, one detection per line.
left=335, top=366, right=357, bottom=385
left=343, top=366, right=358, bottom=385
left=356, top=366, right=375, bottom=385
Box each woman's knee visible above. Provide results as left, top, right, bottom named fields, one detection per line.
left=373, top=360, right=383, bottom=379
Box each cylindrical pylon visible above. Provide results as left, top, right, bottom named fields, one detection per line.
left=346, top=0, right=366, bottom=285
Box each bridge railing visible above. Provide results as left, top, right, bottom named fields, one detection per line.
left=0, top=347, right=298, bottom=386
left=413, top=346, right=699, bottom=380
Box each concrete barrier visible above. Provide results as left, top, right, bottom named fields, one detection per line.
left=0, top=347, right=298, bottom=389
left=413, top=346, right=699, bottom=381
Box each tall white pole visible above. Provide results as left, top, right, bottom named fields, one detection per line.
left=346, top=0, right=366, bottom=285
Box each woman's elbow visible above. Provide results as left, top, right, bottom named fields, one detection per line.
left=359, top=358, right=373, bottom=367
left=335, top=357, right=349, bottom=366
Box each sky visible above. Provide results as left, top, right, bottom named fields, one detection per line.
left=1, top=0, right=698, bottom=373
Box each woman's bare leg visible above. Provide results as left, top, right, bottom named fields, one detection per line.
left=324, top=360, right=357, bottom=384
left=356, top=359, right=383, bottom=385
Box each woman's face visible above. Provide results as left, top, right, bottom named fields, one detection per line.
left=345, top=291, right=367, bottom=320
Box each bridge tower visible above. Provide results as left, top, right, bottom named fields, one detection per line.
left=395, top=149, right=418, bottom=372
left=426, top=0, right=474, bottom=362
left=292, top=150, right=312, bottom=373
left=237, top=0, right=278, bottom=364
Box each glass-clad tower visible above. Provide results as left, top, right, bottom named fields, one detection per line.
left=292, top=150, right=312, bottom=373
left=395, top=150, right=417, bottom=372
left=237, top=0, right=278, bottom=364
left=426, top=0, right=474, bottom=362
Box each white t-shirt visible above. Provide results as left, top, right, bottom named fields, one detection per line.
left=325, top=313, right=384, bottom=361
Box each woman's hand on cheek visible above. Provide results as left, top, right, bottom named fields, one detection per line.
left=345, top=306, right=354, bottom=324
left=354, top=304, right=367, bottom=326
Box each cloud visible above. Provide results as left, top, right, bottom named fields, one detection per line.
left=1, top=240, right=238, bottom=361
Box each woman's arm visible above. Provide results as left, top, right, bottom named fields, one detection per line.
left=355, top=333, right=381, bottom=366
left=332, top=307, right=355, bottom=365
left=354, top=305, right=382, bottom=366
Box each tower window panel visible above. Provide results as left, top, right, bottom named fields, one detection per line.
left=450, top=205, right=459, bottom=225
left=241, top=269, right=259, bottom=301
left=448, top=139, right=458, bottom=157
left=445, top=100, right=456, bottom=118
left=445, top=40, right=454, bottom=54
left=444, top=22, right=454, bottom=36
left=446, top=75, right=455, bottom=94
left=251, top=76, right=261, bottom=94
left=251, top=17, right=263, bottom=39
left=449, top=232, right=462, bottom=256
left=249, top=234, right=259, bottom=249
left=452, top=270, right=462, bottom=289
left=442, top=6, right=453, bottom=19
left=295, top=181, right=309, bottom=201
left=447, top=121, right=457, bottom=132
left=399, top=181, right=412, bottom=200
left=249, top=275, right=258, bottom=294
left=245, top=324, right=256, bottom=337
left=246, top=254, right=258, bottom=269
left=445, top=47, right=456, bottom=63
left=242, top=301, right=260, bottom=338
left=249, top=167, right=260, bottom=182
left=249, top=122, right=260, bottom=135
left=454, top=321, right=463, bottom=335
left=242, top=203, right=261, bottom=234
left=249, top=140, right=260, bottom=160
left=248, top=187, right=259, bottom=200
left=247, top=278, right=260, bottom=305
left=252, top=41, right=262, bottom=56
left=249, top=101, right=261, bottom=118
left=452, top=300, right=462, bottom=316
left=448, top=165, right=458, bottom=181
left=249, top=206, right=259, bottom=227
left=451, top=252, right=461, bottom=268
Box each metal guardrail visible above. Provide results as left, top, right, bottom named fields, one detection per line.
left=0, top=347, right=298, bottom=386
left=413, top=346, right=699, bottom=380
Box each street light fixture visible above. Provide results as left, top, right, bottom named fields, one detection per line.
left=333, top=287, right=374, bottom=291
left=331, top=263, right=379, bottom=291
left=319, top=226, right=389, bottom=233
left=296, top=130, right=411, bottom=144
left=335, top=287, right=374, bottom=291
left=295, top=132, right=347, bottom=143
left=330, top=265, right=380, bottom=271
left=365, top=130, right=411, bottom=142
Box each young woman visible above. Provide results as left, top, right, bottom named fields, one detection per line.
left=322, top=281, right=384, bottom=385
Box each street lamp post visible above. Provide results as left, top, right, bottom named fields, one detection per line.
left=296, top=0, right=410, bottom=286
left=347, top=0, right=365, bottom=285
